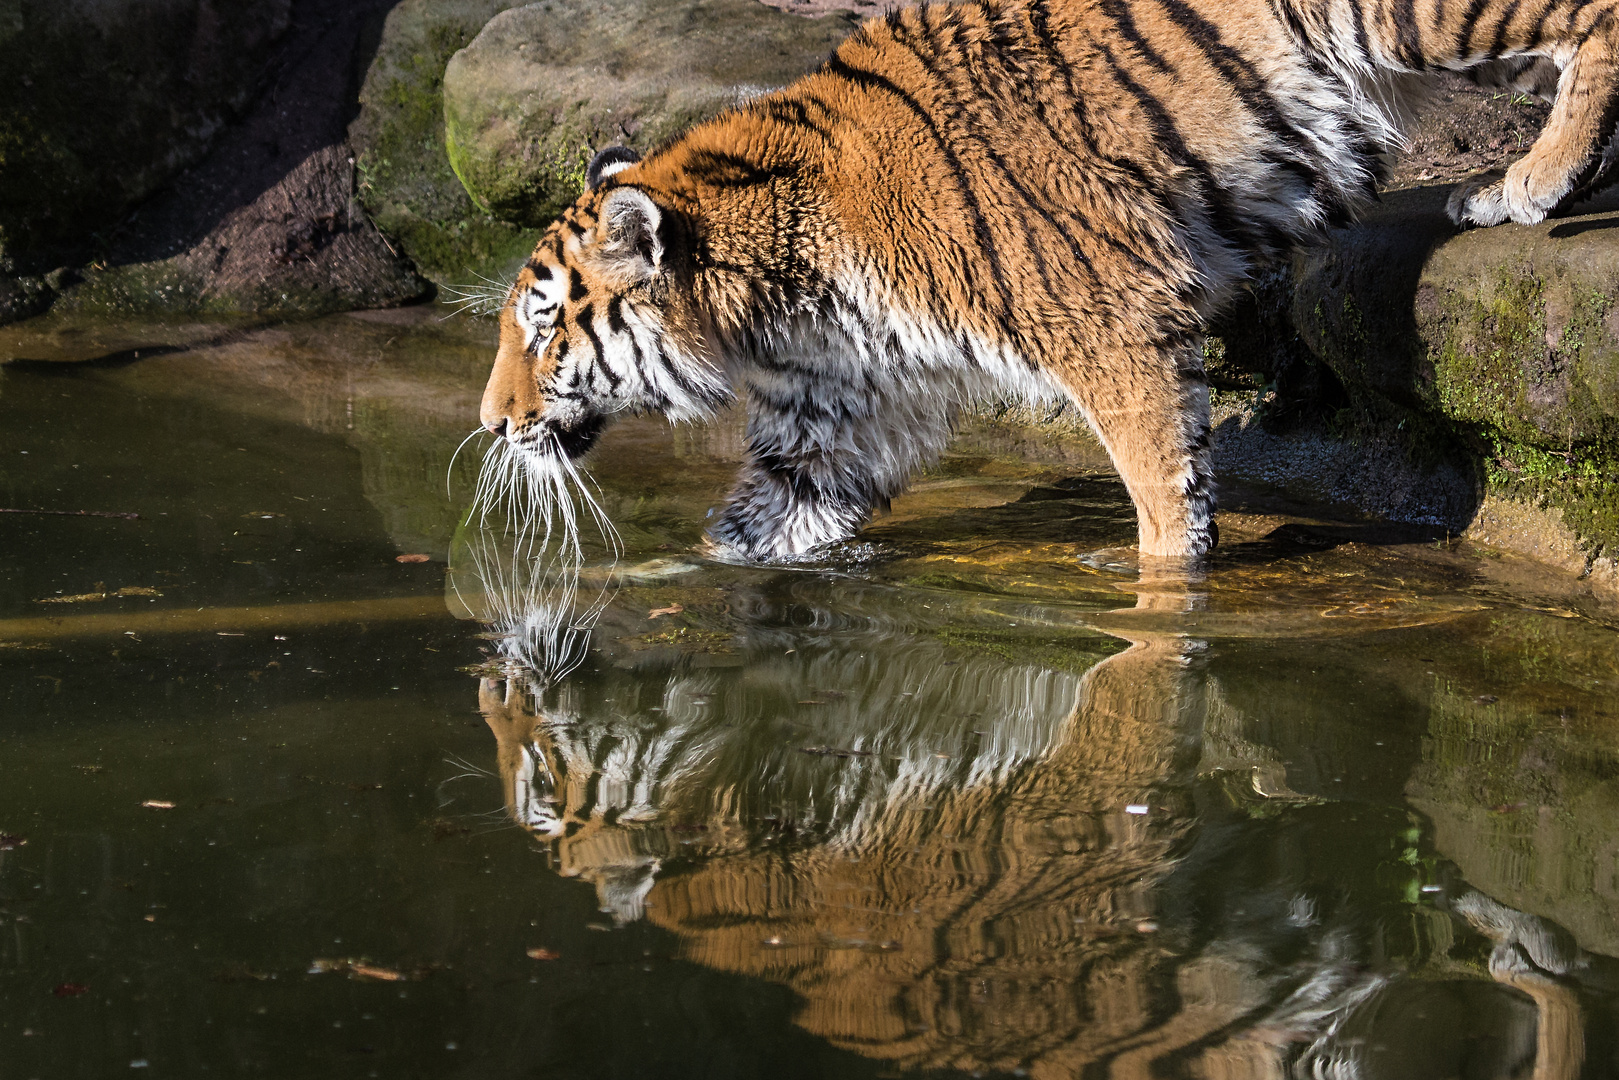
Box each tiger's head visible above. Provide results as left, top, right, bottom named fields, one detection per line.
left=478, top=147, right=730, bottom=462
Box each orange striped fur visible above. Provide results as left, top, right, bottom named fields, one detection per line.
left=481, top=0, right=1619, bottom=560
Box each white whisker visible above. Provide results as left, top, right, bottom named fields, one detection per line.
left=456, top=433, right=623, bottom=690
left=438, top=279, right=513, bottom=321
left=447, top=428, right=488, bottom=499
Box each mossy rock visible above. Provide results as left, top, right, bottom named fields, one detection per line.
left=441, top=0, right=857, bottom=228
left=348, top=0, right=538, bottom=288
left=0, top=0, right=291, bottom=273
left=1249, top=186, right=1619, bottom=555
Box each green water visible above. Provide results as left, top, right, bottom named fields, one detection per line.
left=2, top=310, right=1617, bottom=1079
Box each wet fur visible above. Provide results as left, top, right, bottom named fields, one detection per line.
left=481, top=0, right=1619, bottom=560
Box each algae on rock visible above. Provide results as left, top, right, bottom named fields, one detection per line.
left=440, top=0, right=857, bottom=229
left=348, top=0, right=537, bottom=288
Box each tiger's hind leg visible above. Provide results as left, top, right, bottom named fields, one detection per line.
left=1051, top=337, right=1217, bottom=561
left=1451, top=18, right=1619, bottom=226
left=707, top=365, right=958, bottom=561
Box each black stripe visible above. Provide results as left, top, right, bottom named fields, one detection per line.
left=1458, top=0, right=1494, bottom=55
left=1487, top=0, right=1525, bottom=57
left=575, top=303, right=619, bottom=390
left=1532, top=0, right=1597, bottom=48
left=1348, top=0, right=1373, bottom=63
left=1028, top=0, right=1195, bottom=271
left=822, top=54, right=1022, bottom=347
left=557, top=338, right=581, bottom=392
left=1094, top=42, right=1258, bottom=252
left=648, top=338, right=702, bottom=400
left=684, top=148, right=798, bottom=189
left=568, top=267, right=587, bottom=303
left=1393, top=0, right=1425, bottom=68
left=760, top=99, right=837, bottom=145
left=884, top=12, right=1093, bottom=301
left=1523, top=0, right=1564, bottom=49
left=1149, top=0, right=1325, bottom=197
left=620, top=320, right=660, bottom=405
left=1100, top=0, right=1174, bottom=72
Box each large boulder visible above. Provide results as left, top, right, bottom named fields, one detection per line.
left=0, top=0, right=292, bottom=276
left=347, top=0, right=540, bottom=289
left=1213, top=185, right=1619, bottom=563
left=0, top=0, right=432, bottom=335
left=440, top=0, right=856, bottom=229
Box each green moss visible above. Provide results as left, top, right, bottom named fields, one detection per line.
left=350, top=0, right=534, bottom=286
left=1431, top=270, right=1546, bottom=440
left=1415, top=268, right=1619, bottom=554
left=1294, top=249, right=1619, bottom=555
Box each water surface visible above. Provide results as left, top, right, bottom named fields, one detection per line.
left=2, top=311, right=1617, bottom=1079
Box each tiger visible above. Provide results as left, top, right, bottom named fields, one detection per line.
left=477, top=0, right=1607, bottom=562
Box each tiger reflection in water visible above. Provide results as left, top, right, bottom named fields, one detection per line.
left=473, top=576, right=1611, bottom=1079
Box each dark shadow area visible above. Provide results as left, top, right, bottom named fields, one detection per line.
left=6, top=345, right=198, bottom=372
left=0, top=0, right=428, bottom=328
left=101, top=0, right=403, bottom=270
left=1548, top=215, right=1619, bottom=239
left=1219, top=520, right=1456, bottom=567
left=98, top=0, right=404, bottom=270
left=1216, top=185, right=1492, bottom=534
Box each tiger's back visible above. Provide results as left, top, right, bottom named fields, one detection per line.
left=480, top=0, right=1612, bottom=561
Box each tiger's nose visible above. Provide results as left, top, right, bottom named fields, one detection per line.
left=485, top=417, right=508, bottom=437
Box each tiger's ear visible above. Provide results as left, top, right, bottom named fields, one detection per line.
left=596, top=186, right=663, bottom=280
left=587, top=146, right=640, bottom=189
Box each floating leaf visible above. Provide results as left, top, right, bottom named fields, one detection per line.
left=310, top=958, right=425, bottom=981
left=395, top=554, right=430, bottom=564
left=141, top=800, right=176, bottom=810
left=647, top=603, right=684, bottom=619
left=349, top=964, right=406, bottom=982
left=525, top=948, right=560, bottom=961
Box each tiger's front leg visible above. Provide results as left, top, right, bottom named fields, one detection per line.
left=707, top=364, right=956, bottom=561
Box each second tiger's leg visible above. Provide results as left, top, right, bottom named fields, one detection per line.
left=1450, top=6, right=1619, bottom=226
left=1052, top=337, right=1217, bottom=561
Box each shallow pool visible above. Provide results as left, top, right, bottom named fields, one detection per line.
left=2, top=309, right=1616, bottom=1079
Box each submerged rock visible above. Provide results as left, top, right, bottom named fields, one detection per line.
left=440, top=0, right=856, bottom=228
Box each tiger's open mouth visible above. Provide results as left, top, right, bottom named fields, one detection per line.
left=552, top=415, right=606, bottom=460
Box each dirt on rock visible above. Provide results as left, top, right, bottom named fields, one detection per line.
left=755, top=0, right=895, bottom=15
left=1385, top=73, right=1553, bottom=190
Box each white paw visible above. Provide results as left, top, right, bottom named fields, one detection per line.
left=1501, top=159, right=1558, bottom=225
left=1446, top=170, right=1511, bottom=227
